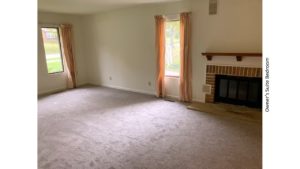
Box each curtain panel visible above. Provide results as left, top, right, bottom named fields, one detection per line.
left=155, top=15, right=166, bottom=98
left=179, top=12, right=192, bottom=102
left=59, top=24, right=77, bottom=89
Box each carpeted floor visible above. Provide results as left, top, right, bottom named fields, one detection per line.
left=187, top=102, right=262, bottom=123
left=38, top=85, right=262, bottom=169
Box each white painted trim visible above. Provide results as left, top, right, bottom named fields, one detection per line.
left=38, top=83, right=90, bottom=96
left=38, top=82, right=204, bottom=103
left=99, top=84, right=156, bottom=96
left=92, top=83, right=204, bottom=103
left=102, top=84, right=205, bottom=103
left=38, top=23, right=60, bottom=27
left=192, top=98, right=203, bottom=103
left=38, top=87, right=66, bottom=96
left=165, top=94, right=179, bottom=100
left=164, top=14, right=180, bottom=21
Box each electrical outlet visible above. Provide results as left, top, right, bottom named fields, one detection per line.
left=148, top=81, right=151, bottom=86
left=109, top=76, right=112, bottom=80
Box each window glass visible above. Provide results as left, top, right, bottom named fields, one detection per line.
left=165, top=21, right=180, bottom=77
left=41, top=28, right=64, bottom=74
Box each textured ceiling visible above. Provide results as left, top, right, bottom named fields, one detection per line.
left=38, top=0, right=184, bottom=15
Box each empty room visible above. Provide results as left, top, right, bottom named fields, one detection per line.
left=38, top=0, right=262, bottom=168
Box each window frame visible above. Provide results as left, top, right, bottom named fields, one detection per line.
left=164, top=19, right=180, bottom=78
left=41, top=27, right=65, bottom=74
left=165, top=74, right=180, bottom=78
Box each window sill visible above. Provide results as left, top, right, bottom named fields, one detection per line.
left=48, top=71, right=64, bottom=75
left=165, top=75, right=180, bottom=78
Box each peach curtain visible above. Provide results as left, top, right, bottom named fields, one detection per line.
left=59, top=24, right=76, bottom=88
left=155, top=15, right=166, bottom=98
left=179, top=12, right=192, bottom=102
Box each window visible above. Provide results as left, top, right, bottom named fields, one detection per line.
left=165, top=20, right=180, bottom=77
left=41, top=27, right=64, bottom=74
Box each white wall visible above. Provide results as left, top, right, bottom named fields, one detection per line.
left=189, top=0, right=262, bottom=102
left=38, top=0, right=261, bottom=101
left=38, top=12, right=87, bottom=94
left=81, top=0, right=262, bottom=102
left=81, top=2, right=191, bottom=95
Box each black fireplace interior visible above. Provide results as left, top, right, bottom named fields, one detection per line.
left=214, top=75, right=262, bottom=108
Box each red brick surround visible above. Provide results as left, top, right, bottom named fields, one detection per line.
left=205, top=65, right=262, bottom=103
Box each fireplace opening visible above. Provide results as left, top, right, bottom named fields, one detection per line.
left=214, top=75, right=262, bottom=108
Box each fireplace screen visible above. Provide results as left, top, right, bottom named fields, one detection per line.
left=215, top=75, right=262, bottom=108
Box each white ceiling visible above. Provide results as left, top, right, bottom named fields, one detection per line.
left=38, top=0, right=184, bottom=15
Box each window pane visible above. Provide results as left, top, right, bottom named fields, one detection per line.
left=41, top=28, right=64, bottom=73
left=165, top=21, right=180, bottom=76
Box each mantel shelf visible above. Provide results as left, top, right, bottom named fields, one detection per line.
left=202, top=52, right=262, bottom=61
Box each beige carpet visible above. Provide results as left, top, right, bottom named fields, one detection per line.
left=38, top=85, right=262, bottom=169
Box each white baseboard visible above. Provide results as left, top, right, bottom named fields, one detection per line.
left=39, top=82, right=205, bottom=103
left=165, top=94, right=179, bottom=100
left=164, top=96, right=203, bottom=103
left=91, top=83, right=205, bottom=103
left=38, top=87, right=67, bottom=96
left=192, top=99, right=203, bottom=103
left=97, top=84, right=156, bottom=96
left=38, top=83, right=90, bottom=96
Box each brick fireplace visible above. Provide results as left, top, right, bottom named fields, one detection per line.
left=205, top=65, right=262, bottom=103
